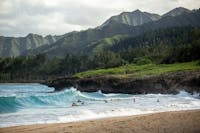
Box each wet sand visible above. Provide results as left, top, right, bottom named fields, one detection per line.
left=0, top=110, right=200, bottom=133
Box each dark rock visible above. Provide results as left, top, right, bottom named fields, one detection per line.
left=45, top=70, right=200, bottom=94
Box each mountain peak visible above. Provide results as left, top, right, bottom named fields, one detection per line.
left=26, top=33, right=40, bottom=38
left=101, top=9, right=160, bottom=27
left=162, top=7, right=191, bottom=17
left=27, top=33, right=34, bottom=37
left=133, top=9, right=142, bottom=13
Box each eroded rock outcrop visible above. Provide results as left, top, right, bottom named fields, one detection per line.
left=45, top=70, right=200, bottom=94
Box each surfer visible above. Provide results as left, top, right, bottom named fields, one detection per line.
left=77, top=99, right=81, bottom=102
left=133, top=98, right=135, bottom=103
left=104, top=100, right=108, bottom=103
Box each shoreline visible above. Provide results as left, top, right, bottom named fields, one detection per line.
left=1, top=109, right=200, bottom=133
left=0, top=80, right=45, bottom=84
left=0, top=83, right=42, bottom=84
left=1, top=70, right=200, bottom=94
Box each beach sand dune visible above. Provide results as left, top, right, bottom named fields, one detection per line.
left=0, top=110, right=200, bottom=133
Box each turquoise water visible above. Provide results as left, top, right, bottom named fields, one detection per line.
left=0, top=83, right=200, bottom=127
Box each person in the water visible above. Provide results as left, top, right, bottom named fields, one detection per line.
left=77, top=99, right=81, bottom=102
left=72, top=100, right=85, bottom=106
left=72, top=102, right=78, bottom=106
left=157, top=99, right=160, bottom=102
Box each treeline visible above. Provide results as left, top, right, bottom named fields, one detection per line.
left=0, top=27, right=199, bottom=81
left=107, top=27, right=197, bottom=52
left=0, top=52, right=124, bottom=81
left=109, top=27, right=200, bottom=64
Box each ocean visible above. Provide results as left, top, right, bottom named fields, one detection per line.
left=0, top=83, right=200, bottom=127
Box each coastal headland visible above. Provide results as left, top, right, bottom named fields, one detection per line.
left=46, top=70, right=200, bottom=94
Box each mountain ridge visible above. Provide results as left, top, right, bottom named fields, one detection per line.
left=162, top=7, right=191, bottom=17
left=36, top=8, right=199, bottom=58
left=0, top=7, right=199, bottom=58
left=0, top=34, right=62, bottom=57
left=101, top=9, right=161, bottom=27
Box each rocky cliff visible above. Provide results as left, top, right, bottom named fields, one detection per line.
left=46, top=70, right=200, bottom=94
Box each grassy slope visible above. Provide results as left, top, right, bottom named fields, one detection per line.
left=74, top=61, right=200, bottom=78
left=90, top=34, right=129, bottom=54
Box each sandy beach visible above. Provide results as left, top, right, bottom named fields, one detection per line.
left=0, top=110, right=200, bottom=133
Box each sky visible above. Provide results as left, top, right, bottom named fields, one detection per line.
left=0, top=0, right=200, bottom=37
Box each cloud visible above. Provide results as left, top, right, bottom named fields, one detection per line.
left=0, top=0, right=199, bottom=37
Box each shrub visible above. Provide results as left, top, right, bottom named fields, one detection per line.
left=134, top=57, right=152, bottom=65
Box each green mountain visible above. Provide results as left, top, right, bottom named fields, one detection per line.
left=0, top=7, right=199, bottom=58
left=101, top=9, right=161, bottom=27
left=106, top=27, right=198, bottom=52
left=0, top=9, right=161, bottom=58
left=0, top=34, right=60, bottom=57
left=140, top=8, right=200, bottom=30
left=162, top=7, right=191, bottom=17
left=1, top=27, right=199, bottom=80
left=84, top=34, right=130, bottom=55
left=27, top=21, right=135, bottom=58
left=27, top=8, right=200, bottom=58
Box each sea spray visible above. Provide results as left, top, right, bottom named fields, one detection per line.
left=0, top=84, right=200, bottom=127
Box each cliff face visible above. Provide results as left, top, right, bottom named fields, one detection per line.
left=46, top=71, right=200, bottom=94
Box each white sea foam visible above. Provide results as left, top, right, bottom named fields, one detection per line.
left=0, top=84, right=200, bottom=128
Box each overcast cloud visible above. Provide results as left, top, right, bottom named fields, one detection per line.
left=0, top=0, right=200, bottom=37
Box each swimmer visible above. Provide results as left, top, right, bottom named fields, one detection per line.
left=77, top=99, right=81, bottom=102
left=104, top=100, right=108, bottom=103
left=72, top=102, right=78, bottom=106
left=157, top=99, right=160, bottom=102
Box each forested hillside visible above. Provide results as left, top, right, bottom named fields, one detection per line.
left=0, top=27, right=199, bottom=81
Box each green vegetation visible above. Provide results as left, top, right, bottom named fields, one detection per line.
left=0, top=27, right=199, bottom=81
left=101, top=9, right=160, bottom=27
left=0, top=9, right=199, bottom=58
left=18, top=9, right=200, bottom=58
left=75, top=61, right=200, bottom=78
left=0, top=8, right=200, bottom=82
left=0, top=34, right=59, bottom=57
left=89, top=34, right=129, bottom=55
